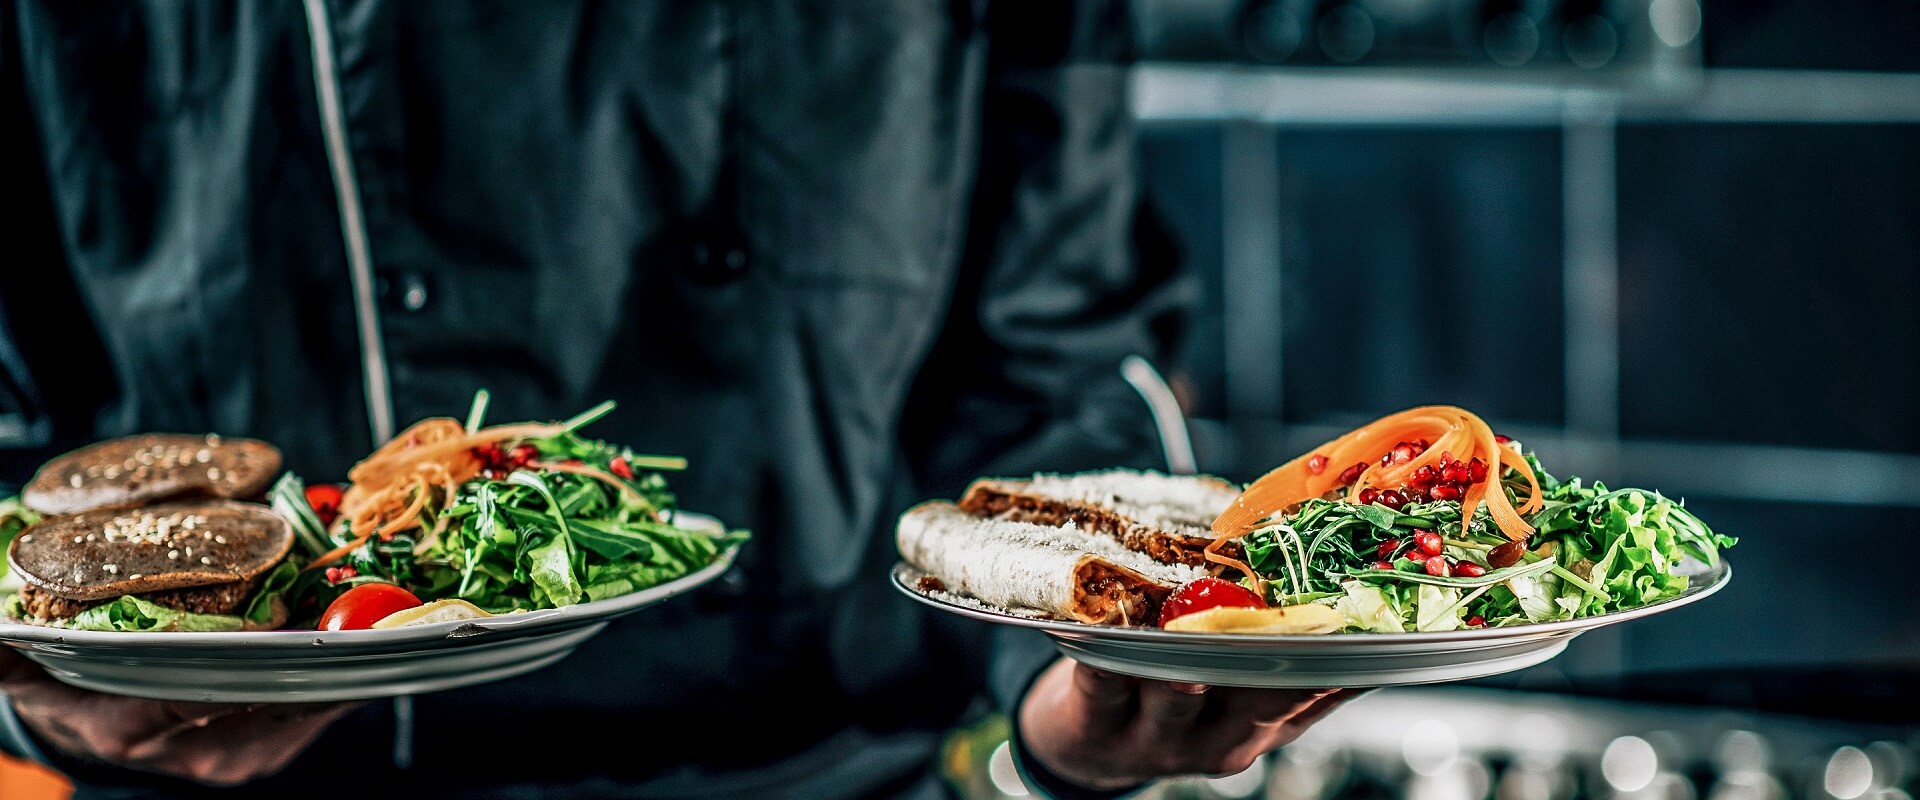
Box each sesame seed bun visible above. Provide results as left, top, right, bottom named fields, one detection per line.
left=7, top=500, right=294, bottom=601
left=21, top=434, right=282, bottom=516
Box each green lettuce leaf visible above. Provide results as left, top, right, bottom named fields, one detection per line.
left=68, top=596, right=245, bottom=632
left=1332, top=581, right=1405, bottom=633
left=1505, top=571, right=1566, bottom=622
left=1415, top=585, right=1465, bottom=632
left=509, top=472, right=583, bottom=607
left=526, top=534, right=581, bottom=607
left=244, top=561, right=299, bottom=627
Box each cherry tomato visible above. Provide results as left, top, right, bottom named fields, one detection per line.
left=318, top=583, right=423, bottom=631
left=1158, top=578, right=1265, bottom=627
left=305, top=483, right=345, bottom=526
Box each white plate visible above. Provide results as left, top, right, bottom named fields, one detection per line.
left=0, top=512, right=739, bottom=703
left=893, top=558, right=1730, bottom=688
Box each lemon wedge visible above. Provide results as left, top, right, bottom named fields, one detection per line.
left=1161, top=604, right=1344, bottom=635
left=371, top=599, right=494, bottom=629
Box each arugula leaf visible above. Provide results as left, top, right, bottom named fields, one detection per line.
left=1351, top=504, right=1399, bottom=532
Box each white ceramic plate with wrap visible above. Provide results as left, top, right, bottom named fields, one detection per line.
left=892, top=558, right=1729, bottom=688
left=0, top=512, right=738, bottom=703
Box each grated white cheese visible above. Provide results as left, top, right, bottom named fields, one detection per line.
left=1017, top=468, right=1239, bottom=536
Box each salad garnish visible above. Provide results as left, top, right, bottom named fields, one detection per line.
left=1200, top=405, right=1733, bottom=632
left=274, top=392, right=748, bottom=626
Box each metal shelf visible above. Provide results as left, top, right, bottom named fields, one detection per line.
left=1133, top=64, right=1920, bottom=126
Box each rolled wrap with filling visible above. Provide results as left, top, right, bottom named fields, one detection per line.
left=897, top=502, right=1207, bottom=625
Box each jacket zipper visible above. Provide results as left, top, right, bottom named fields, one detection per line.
left=301, top=0, right=396, bottom=447
left=300, top=0, right=410, bottom=771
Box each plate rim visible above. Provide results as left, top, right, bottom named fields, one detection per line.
left=0, top=511, right=738, bottom=649
left=891, top=557, right=1731, bottom=646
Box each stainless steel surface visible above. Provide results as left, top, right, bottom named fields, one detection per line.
left=892, top=559, right=1730, bottom=689
left=1132, top=65, right=1920, bottom=126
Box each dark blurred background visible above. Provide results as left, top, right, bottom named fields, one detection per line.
left=952, top=1, right=1920, bottom=799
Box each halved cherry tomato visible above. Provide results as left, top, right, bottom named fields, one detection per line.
left=1158, top=578, right=1266, bottom=627
left=319, top=583, right=423, bottom=631
left=306, top=483, right=345, bottom=527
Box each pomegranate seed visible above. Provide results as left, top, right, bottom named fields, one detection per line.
left=1338, top=462, right=1367, bottom=486
left=1414, top=531, right=1443, bottom=556
left=1380, top=451, right=1395, bottom=468
left=1424, top=556, right=1451, bottom=577
left=1440, top=451, right=1454, bottom=465
left=1372, top=560, right=1395, bottom=571
left=1392, top=443, right=1418, bottom=464
left=1469, top=458, right=1489, bottom=483
left=1358, top=487, right=1380, bottom=505
left=1376, top=539, right=1401, bottom=560
left=1379, top=489, right=1408, bottom=509
left=325, top=567, right=341, bottom=584
left=1430, top=484, right=1462, bottom=501
left=1466, top=615, right=1486, bottom=627
left=511, top=444, right=539, bottom=465
left=1410, top=465, right=1438, bottom=488
left=610, top=456, right=634, bottom=479
left=483, top=469, right=504, bottom=480
left=1447, top=464, right=1472, bottom=485
left=1455, top=562, right=1487, bottom=578
left=1307, top=454, right=1329, bottom=474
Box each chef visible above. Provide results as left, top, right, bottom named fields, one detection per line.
left=0, top=2, right=1359, bottom=797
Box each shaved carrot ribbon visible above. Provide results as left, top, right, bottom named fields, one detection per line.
left=1207, top=406, right=1544, bottom=577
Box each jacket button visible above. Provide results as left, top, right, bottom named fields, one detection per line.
left=397, top=272, right=430, bottom=312
left=379, top=271, right=431, bottom=312
left=686, top=239, right=749, bottom=284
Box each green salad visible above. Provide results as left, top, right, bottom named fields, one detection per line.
left=277, top=394, right=748, bottom=624
left=1210, top=407, right=1734, bottom=633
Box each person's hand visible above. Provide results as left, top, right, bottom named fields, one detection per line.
left=1018, top=658, right=1363, bottom=791
left=0, top=648, right=360, bottom=787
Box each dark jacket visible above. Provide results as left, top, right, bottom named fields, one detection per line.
left=0, top=1, right=1189, bottom=797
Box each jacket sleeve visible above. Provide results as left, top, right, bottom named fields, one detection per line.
left=0, top=0, right=115, bottom=486
left=901, top=3, right=1191, bottom=796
